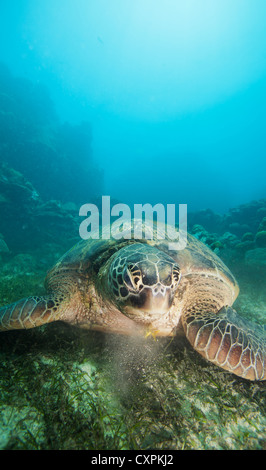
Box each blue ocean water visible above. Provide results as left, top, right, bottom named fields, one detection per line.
left=0, top=0, right=265, bottom=451
left=0, top=0, right=266, bottom=213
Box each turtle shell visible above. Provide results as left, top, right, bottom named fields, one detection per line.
left=46, top=219, right=238, bottom=295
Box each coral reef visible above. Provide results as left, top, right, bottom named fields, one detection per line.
left=255, top=231, right=266, bottom=248
left=190, top=199, right=266, bottom=270
left=189, top=199, right=266, bottom=239
left=0, top=63, right=103, bottom=204
left=245, top=248, right=266, bottom=268
left=0, top=164, right=80, bottom=253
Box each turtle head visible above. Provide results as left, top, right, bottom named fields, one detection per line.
left=107, top=244, right=181, bottom=322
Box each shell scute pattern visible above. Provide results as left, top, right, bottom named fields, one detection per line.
left=51, top=219, right=235, bottom=287
left=48, top=227, right=237, bottom=300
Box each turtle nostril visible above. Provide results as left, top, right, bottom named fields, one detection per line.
left=153, top=284, right=166, bottom=296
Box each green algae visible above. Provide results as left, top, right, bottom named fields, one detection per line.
left=0, top=266, right=265, bottom=450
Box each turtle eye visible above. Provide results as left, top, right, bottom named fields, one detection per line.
left=172, top=266, right=181, bottom=285
left=123, top=269, right=136, bottom=291
left=123, top=264, right=143, bottom=292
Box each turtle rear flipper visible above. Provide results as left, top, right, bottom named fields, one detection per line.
left=0, top=296, right=63, bottom=331
left=182, top=306, right=265, bottom=381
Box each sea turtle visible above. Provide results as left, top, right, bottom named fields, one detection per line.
left=0, top=219, right=265, bottom=381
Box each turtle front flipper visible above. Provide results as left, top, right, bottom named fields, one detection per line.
left=182, top=306, right=265, bottom=381
left=0, top=295, right=63, bottom=331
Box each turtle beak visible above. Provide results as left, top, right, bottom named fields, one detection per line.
left=141, top=287, right=173, bottom=314
left=123, top=285, right=173, bottom=321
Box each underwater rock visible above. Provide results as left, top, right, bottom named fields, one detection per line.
left=224, top=199, right=266, bottom=235
left=209, top=240, right=224, bottom=250
left=0, top=164, right=40, bottom=207
left=0, top=236, right=9, bottom=254
left=0, top=162, right=83, bottom=252
left=228, top=222, right=250, bottom=237
left=0, top=66, right=103, bottom=204
left=190, top=224, right=224, bottom=255
left=188, top=209, right=222, bottom=234
left=258, top=217, right=266, bottom=232
left=0, top=165, right=80, bottom=253
left=245, top=248, right=266, bottom=267
left=255, top=231, right=266, bottom=248
left=34, top=200, right=71, bottom=219
left=219, top=232, right=239, bottom=247
left=235, top=240, right=255, bottom=253
left=0, top=164, right=42, bottom=251
left=257, top=207, right=266, bottom=219
left=61, top=201, right=79, bottom=213
left=188, top=211, right=266, bottom=263
left=1, top=253, right=37, bottom=275
left=241, top=232, right=254, bottom=242
left=33, top=200, right=79, bottom=243
left=191, top=224, right=206, bottom=236
left=189, top=199, right=266, bottom=238
left=191, top=224, right=212, bottom=245
left=0, top=235, right=10, bottom=264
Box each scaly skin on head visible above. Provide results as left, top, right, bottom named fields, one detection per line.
left=96, top=243, right=182, bottom=334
